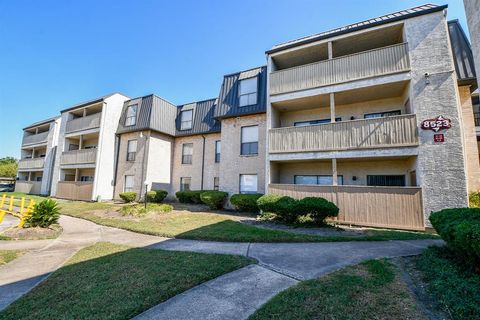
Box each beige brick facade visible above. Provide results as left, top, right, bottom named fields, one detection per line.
left=219, top=114, right=266, bottom=195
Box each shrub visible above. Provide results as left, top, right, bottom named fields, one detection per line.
left=230, top=193, right=263, bottom=212
left=152, top=190, right=168, bottom=203
left=119, top=192, right=137, bottom=203
left=27, top=199, right=60, bottom=227
left=121, top=203, right=173, bottom=216
left=257, top=194, right=298, bottom=223
left=430, top=208, right=480, bottom=269
left=295, top=197, right=339, bottom=224
left=469, top=192, right=480, bottom=208
left=145, top=190, right=168, bottom=203
left=200, top=191, right=228, bottom=210
left=176, top=190, right=203, bottom=204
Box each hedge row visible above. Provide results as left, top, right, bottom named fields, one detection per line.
left=176, top=190, right=229, bottom=210
left=119, top=190, right=168, bottom=203
left=429, top=208, right=480, bottom=269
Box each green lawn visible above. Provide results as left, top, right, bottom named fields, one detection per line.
left=250, top=259, right=426, bottom=320
left=0, top=242, right=254, bottom=320
left=416, top=246, right=480, bottom=319
left=3, top=192, right=439, bottom=243
left=0, top=250, right=24, bottom=265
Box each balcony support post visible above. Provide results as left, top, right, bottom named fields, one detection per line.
left=330, top=93, right=336, bottom=123
left=79, top=135, right=83, bottom=150
left=74, top=168, right=79, bottom=182
left=328, top=41, right=333, bottom=59
left=332, top=158, right=338, bottom=186
left=28, top=172, right=32, bottom=182
left=83, top=108, right=87, bottom=117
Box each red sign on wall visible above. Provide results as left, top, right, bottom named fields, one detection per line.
left=421, top=115, right=452, bottom=132
left=433, top=133, right=445, bottom=143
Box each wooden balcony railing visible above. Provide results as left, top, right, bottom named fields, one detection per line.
left=17, top=158, right=45, bottom=170
left=56, top=181, right=93, bottom=201
left=269, top=114, right=418, bottom=153
left=61, top=149, right=97, bottom=166
left=270, top=43, right=410, bottom=95
left=22, top=131, right=49, bottom=146
left=65, top=112, right=101, bottom=133
left=268, top=183, right=424, bottom=230
left=14, top=181, right=42, bottom=195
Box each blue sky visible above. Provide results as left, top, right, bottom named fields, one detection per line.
left=0, top=0, right=469, bottom=158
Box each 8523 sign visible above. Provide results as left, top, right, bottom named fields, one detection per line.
left=420, top=115, right=452, bottom=132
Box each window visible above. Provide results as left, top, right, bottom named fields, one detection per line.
left=215, top=140, right=221, bottom=163
left=214, top=177, right=219, bottom=191
left=35, top=176, right=42, bottom=182
left=64, top=174, right=75, bottom=182
left=80, top=176, right=94, bottom=182
left=125, top=104, right=138, bottom=126
left=294, top=118, right=342, bottom=127
left=180, top=110, right=193, bottom=130
left=364, top=110, right=401, bottom=119
left=294, top=175, right=344, bottom=185
left=68, top=144, right=79, bottom=151
left=367, top=175, right=406, bottom=187
left=84, top=145, right=97, bottom=149
left=124, top=175, right=134, bottom=192
left=241, top=126, right=258, bottom=155
left=180, top=177, right=191, bottom=191
left=240, top=174, right=258, bottom=194
left=182, top=143, right=193, bottom=164
left=126, top=140, right=137, bottom=161
left=239, top=77, right=258, bottom=107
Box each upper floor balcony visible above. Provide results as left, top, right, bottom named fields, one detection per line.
left=269, top=114, right=418, bottom=154
left=270, top=43, right=410, bottom=96
left=65, top=112, right=101, bottom=134
left=22, top=131, right=49, bottom=146
left=17, top=157, right=45, bottom=170
left=61, top=148, right=97, bottom=166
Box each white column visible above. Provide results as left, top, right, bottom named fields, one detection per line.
left=328, top=41, right=333, bottom=59
left=79, top=135, right=83, bottom=150
left=74, top=168, right=79, bottom=182
left=330, top=93, right=336, bottom=123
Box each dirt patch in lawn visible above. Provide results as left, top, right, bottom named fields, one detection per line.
left=2, top=224, right=62, bottom=240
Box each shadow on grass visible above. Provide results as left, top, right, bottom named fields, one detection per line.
left=0, top=242, right=254, bottom=320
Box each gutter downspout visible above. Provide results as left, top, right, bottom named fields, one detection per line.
left=112, top=134, right=121, bottom=200
left=201, top=135, right=206, bottom=190
left=140, top=131, right=149, bottom=201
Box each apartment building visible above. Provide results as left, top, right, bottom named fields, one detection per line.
left=15, top=116, right=61, bottom=195
left=264, top=4, right=479, bottom=229
left=50, top=93, right=130, bottom=201
left=16, top=4, right=480, bottom=230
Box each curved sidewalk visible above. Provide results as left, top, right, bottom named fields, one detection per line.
left=0, top=215, right=442, bottom=318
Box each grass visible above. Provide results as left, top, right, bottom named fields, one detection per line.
left=416, top=246, right=480, bottom=319
left=250, top=259, right=425, bottom=320
left=120, top=203, right=173, bottom=216
left=3, top=192, right=439, bottom=243
left=0, top=250, right=24, bottom=265
left=0, top=242, right=254, bottom=320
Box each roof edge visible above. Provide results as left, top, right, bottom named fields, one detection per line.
left=23, top=116, right=59, bottom=130
left=266, top=4, right=448, bottom=55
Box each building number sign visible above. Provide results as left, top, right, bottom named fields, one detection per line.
left=420, top=115, right=452, bottom=132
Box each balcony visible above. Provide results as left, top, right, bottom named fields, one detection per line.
left=269, top=114, right=418, bottom=154
left=268, top=184, right=424, bottom=230
left=15, top=181, right=42, bottom=195
left=61, top=149, right=97, bottom=166
left=22, top=131, right=49, bottom=146
left=66, top=112, right=101, bottom=134
left=270, top=43, right=410, bottom=95
left=56, top=181, right=93, bottom=201
left=17, top=158, right=45, bottom=170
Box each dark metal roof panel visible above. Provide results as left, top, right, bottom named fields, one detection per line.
left=214, top=66, right=267, bottom=119
left=176, top=98, right=220, bottom=136
left=267, top=4, right=448, bottom=54
left=116, top=95, right=177, bottom=136
left=448, top=19, right=477, bottom=87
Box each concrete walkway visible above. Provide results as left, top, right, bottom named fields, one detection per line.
left=0, top=215, right=442, bottom=319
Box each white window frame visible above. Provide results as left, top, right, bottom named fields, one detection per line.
left=127, top=140, right=137, bottom=161
left=294, top=175, right=344, bottom=185
left=239, top=174, right=258, bottom=194
left=124, top=175, right=134, bottom=192
left=125, top=104, right=138, bottom=126
left=214, top=177, right=219, bottom=191
left=180, top=177, right=191, bottom=191
left=240, top=125, right=258, bottom=156
left=180, top=110, right=193, bottom=130
left=215, top=140, right=221, bottom=163
left=238, top=77, right=258, bottom=107
left=182, top=143, right=193, bottom=164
